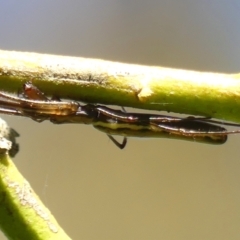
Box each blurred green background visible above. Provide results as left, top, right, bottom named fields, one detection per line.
left=1, top=1, right=240, bottom=239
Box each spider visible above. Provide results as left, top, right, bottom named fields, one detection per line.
left=0, top=82, right=239, bottom=149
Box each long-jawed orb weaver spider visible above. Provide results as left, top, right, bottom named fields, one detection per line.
left=0, top=82, right=240, bottom=149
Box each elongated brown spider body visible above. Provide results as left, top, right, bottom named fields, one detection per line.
left=0, top=82, right=240, bottom=148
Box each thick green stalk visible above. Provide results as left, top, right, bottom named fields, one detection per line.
left=0, top=49, right=240, bottom=122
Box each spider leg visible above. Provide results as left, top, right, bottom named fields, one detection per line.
left=95, top=105, right=140, bottom=123
left=0, top=91, right=80, bottom=119
left=107, top=135, right=127, bottom=149
left=0, top=107, right=22, bottom=117
left=196, top=118, right=240, bottom=127
left=0, top=98, right=50, bottom=122
left=96, top=106, right=212, bottom=125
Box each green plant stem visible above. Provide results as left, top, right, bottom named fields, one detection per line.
left=0, top=49, right=240, bottom=122
left=0, top=153, right=71, bottom=240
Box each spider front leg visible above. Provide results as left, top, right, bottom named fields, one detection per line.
left=0, top=83, right=82, bottom=122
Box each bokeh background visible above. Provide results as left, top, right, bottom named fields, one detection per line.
left=1, top=1, right=240, bottom=239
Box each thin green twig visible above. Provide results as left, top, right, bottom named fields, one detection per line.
left=0, top=153, right=71, bottom=240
